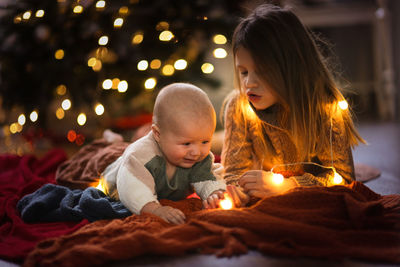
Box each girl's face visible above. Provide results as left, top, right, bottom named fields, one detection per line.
left=153, top=118, right=214, bottom=169
left=235, top=47, right=277, bottom=110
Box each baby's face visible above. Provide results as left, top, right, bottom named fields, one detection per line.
left=157, top=118, right=214, bottom=169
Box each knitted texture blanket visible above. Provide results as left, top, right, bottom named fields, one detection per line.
left=24, top=182, right=400, bottom=267
left=17, top=184, right=131, bottom=222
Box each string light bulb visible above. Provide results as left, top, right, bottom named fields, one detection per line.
left=213, top=34, right=227, bottom=44
left=30, top=110, right=38, bottom=122
left=98, top=36, right=109, bottom=46
left=213, top=48, right=227, bottom=58
left=96, top=1, right=106, bottom=9
left=159, top=30, right=174, bottom=41
left=201, top=63, right=214, bottom=74
left=96, top=179, right=106, bottom=193
left=338, top=100, right=348, bottom=110
left=18, top=114, right=26, bottom=126
left=118, top=80, right=128, bottom=92
left=102, top=79, right=112, bottom=90
left=61, top=99, right=71, bottom=110
left=94, top=103, right=105, bottom=115
left=219, top=192, right=233, bottom=210
left=271, top=173, right=284, bottom=185
left=114, top=18, right=124, bottom=28
left=35, top=10, right=45, bottom=17
left=144, top=78, right=157, bottom=90
left=174, top=59, right=187, bottom=70
left=77, top=113, right=87, bottom=126
left=73, top=5, right=83, bottom=14
left=137, top=60, right=148, bottom=71
left=333, top=171, right=343, bottom=185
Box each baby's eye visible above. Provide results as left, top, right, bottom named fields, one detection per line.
left=182, top=142, right=191, bottom=146
left=202, top=141, right=209, bottom=144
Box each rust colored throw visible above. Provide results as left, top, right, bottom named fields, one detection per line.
left=24, top=182, right=400, bottom=267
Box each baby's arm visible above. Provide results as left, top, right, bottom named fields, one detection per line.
left=141, top=201, right=185, bottom=224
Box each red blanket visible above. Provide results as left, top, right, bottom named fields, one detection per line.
left=24, top=182, right=400, bottom=267
left=0, top=149, right=89, bottom=263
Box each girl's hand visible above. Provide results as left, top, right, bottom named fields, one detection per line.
left=226, top=185, right=250, bottom=207
left=239, top=170, right=296, bottom=198
left=203, top=190, right=224, bottom=209
left=153, top=205, right=186, bottom=224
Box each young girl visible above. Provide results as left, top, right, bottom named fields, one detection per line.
left=221, top=4, right=365, bottom=206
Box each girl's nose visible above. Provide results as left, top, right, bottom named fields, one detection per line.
left=245, top=73, right=258, bottom=88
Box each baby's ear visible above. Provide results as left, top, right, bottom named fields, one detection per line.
left=151, top=124, right=161, bottom=142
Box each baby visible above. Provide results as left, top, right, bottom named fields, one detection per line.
left=102, top=83, right=227, bottom=224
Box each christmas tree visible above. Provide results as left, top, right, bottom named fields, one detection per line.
left=0, top=0, right=243, bottom=135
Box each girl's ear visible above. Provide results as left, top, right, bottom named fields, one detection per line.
left=151, top=124, right=161, bottom=142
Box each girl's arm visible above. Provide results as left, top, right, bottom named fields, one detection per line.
left=221, top=95, right=254, bottom=185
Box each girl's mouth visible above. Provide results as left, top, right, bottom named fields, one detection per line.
left=247, top=92, right=261, bottom=102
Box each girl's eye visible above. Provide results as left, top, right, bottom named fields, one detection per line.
left=240, top=71, right=248, bottom=76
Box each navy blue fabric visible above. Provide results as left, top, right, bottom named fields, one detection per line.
left=17, top=184, right=131, bottom=222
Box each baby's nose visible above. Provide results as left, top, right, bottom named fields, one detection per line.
left=189, top=146, right=200, bottom=156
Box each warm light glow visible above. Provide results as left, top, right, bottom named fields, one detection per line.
left=96, top=178, right=106, bottom=193
left=61, top=99, right=71, bottom=110
left=201, top=63, right=214, bottom=74
left=88, top=57, right=97, bottom=67
left=159, top=30, right=174, bottom=41
left=30, top=111, right=38, bottom=122
left=114, top=18, right=124, bottom=27
left=56, top=84, right=67, bottom=95
left=137, top=60, right=148, bottom=71
left=117, top=6, right=128, bottom=14
left=56, top=108, right=65, bottom=119
left=94, top=103, right=105, bottom=115
left=14, top=16, right=22, bottom=23
left=118, top=80, right=128, bottom=92
left=333, top=172, right=343, bottom=185
left=272, top=173, right=284, bottom=185
left=219, top=192, right=233, bottom=210
left=92, top=60, right=102, bottom=71
left=144, top=78, right=157, bottom=89
left=245, top=103, right=257, bottom=120
left=10, top=123, right=22, bottom=134
left=156, top=21, right=169, bottom=31
left=73, top=5, right=83, bottom=14
left=111, top=78, right=120, bottom=89
left=150, top=59, right=161, bottom=69
left=161, top=64, right=174, bottom=76
left=77, top=113, right=86, bottom=126
left=132, top=32, right=143, bottom=44
left=174, top=59, right=187, bottom=70
left=213, top=48, right=227, bottom=58
left=338, top=100, right=348, bottom=110
left=98, top=36, right=109, bottom=46
left=96, top=1, right=105, bottom=9
left=35, top=10, right=45, bottom=17
left=18, top=114, right=26, bottom=125
left=213, top=34, right=227, bottom=44
left=55, top=49, right=65, bottom=60
left=22, top=11, right=31, bottom=20
left=102, top=79, right=112, bottom=90
left=67, top=130, right=76, bottom=142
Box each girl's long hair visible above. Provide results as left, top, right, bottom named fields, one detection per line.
left=228, top=4, right=365, bottom=160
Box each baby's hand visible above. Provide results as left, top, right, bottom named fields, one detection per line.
left=203, top=190, right=224, bottom=209
left=152, top=206, right=186, bottom=225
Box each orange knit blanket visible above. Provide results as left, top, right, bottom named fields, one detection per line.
left=24, top=182, right=400, bottom=267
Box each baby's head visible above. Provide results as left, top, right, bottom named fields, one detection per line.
left=152, top=83, right=216, bottom=169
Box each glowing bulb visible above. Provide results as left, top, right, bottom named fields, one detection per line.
left=213, top=48, right=227, bottom=58
left=77, top=113, right=86, bottom=126
left=213, top=34, right=227, bottom=44
left=22, top=11, right=31, bottom=20
left=201, top=63, right=214, bottom=74
left=92, top=60, right=102, bottom=71
left=102, top=79, right=112, bottom=90
left=30, top=111, right=38, bottom=122
left=55, top=49, right=64, bottom=60
left=18, top=114, right=26, bottom=125
left=156, top=21, right=169, bottom=31
left=94, top=103, right=105, bottom=115
left=112, top=78, right=120, bottom=89
left=98, top=36, right=108, bottom=46
left=137, top=60, right=148, bottom=71
left=118, top=80, right=128, bottom=92
left=96, top=178, right=106, bottom=193
left=333, top=172, right=343, bottom=185
left=114, top=18, right=123, bottom=27
left=144, top=78, right=157, bottom=90
left=88, top=57, right=97, bottom=67
left=150, top=59, right=161, bottom=69
left=73, top=5, right=83, bottom=13
left=56, top=108, right=65, bottom=119
left=56, top=84, right=67, bottom=95
left=119, top=6, right=129, bottom=14
left=338, top=100, right=348, bottom=110
left=61, top=99, right=71, bottom=110
left=174, top=59, right=187, bottom=70
left=132, top=32, right=143, bottom=44
left=272, top=173, right=284, bottom=185
left=96, top=1, right=105, bottom=9
left=35, top=10, right=45, bottom=17
left=159, top=30, right=174, bottom=41
left=67, top=130, right=76, bottom=142
left=219, top=193, right=233, bottom=210
left=162, top=64, right=174, bottom=76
